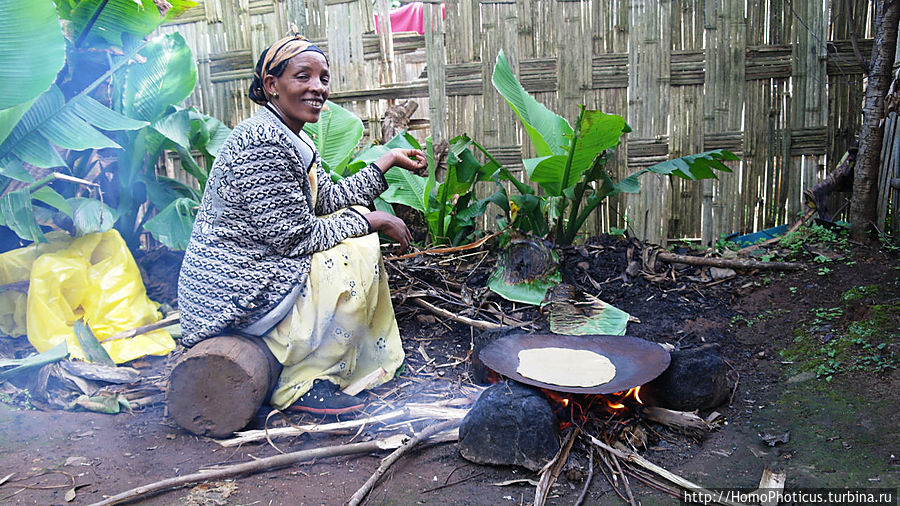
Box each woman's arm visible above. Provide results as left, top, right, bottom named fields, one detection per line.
left=314, top=148, right=427, bottom=215
left=235, top=139, right=370, bottom=257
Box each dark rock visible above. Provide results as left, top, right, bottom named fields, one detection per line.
left=644, top=343, right=730, bottom=411
left=470, top=327, right=522, bottom=385
left=458, top=381, right=560, bottom=471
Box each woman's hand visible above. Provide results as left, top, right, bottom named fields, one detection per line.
left=376, top=148, right=427, bottom=175
left=365, top=211, right=412, bottom=253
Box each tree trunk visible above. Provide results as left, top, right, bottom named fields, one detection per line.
left=851, top=0, right=900, bottom=240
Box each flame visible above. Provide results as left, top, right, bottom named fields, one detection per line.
left=627, top=386, right=644, bottom=405
left=604, top=386, right=643, bottom=410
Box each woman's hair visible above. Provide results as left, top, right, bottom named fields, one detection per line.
left=248, top=35, right=328, bottom=105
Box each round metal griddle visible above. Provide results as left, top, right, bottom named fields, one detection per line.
left=478, top=333, right=671, bottom=394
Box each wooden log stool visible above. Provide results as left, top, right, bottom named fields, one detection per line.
left=167, top=335, right=282, bottom=438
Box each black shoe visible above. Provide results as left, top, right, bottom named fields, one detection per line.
left=288, top=379, right=365, bottom=415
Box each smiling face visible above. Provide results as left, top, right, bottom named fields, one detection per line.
left=263, top=51, right=330, bottom=133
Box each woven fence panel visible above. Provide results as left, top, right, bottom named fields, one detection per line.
left=159, top=0, right=883, bottom=245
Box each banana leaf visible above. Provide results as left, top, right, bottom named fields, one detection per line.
left=143, top=197, right=197, bottom=250
left=0, top=342, right=68, bottom=380
left=73, top=318, right=115, bottom=366
left=546, top=284, right=631, bottom=336
left=0, top=188, right=48, bottom=242
left=68, top=393, right=131, bottom=414
left=524, top=110, right=629, bottom=196
left=382, top=167, right=428, bottom=212
left=303, top=100, right=364, bottom=174
left=487, top=238, right=560, bottom=305
left=55, top=0, right=197, bottom=47
left=487, top=264, right=561, bottom=306
left=70, top=197, right=118, bottom=235
left=0, top=0, right=65, bottom=110
left=0, top=85, right=148, bottom=169
left=491, top=50, right=572, bottom=157
left=114, top=33, right=197, bottom=123
left=380, top=136, right=435, bottom=214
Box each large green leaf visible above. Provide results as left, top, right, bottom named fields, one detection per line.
left=344, top=130, right=421, bottom=175
left=152, top=108, right=192, bottom=150
left=143, top=197, right=196, bottom=250
left=609, top=149, right=737, bottom=197
left=644, top=149, right=737, bottom=180
left=0, top=0, right=65, bottom=109
left=303, top=100, right=364, bottom=172
left=115, top=32, right=197, bottom=122
left=32, top=186, right=73, bottom=217
left=487, top=265, right=561, bottom=306
left=0, top=156, right=35, bottom=183
left=0, top=85, right=149, bottom=169
left=548, top=293, right=630, bottom=336
left=524, top=110, right=629, bottom=196
left=492, top=50, right=572, bottom=157
left=70, top=197, right=118, bottom=235
left=189, top=108, right=230, bottom=157
left=381, top=168, right=428, bottom=212
left=0, top=100, right=36, bottom=147
left=0, top=188, right=46, bottom=242
left=0, top=342, right=68, bottom=380
left=56, top=0, right=197, bottom=47
left=73, top=319, right=115, bottom=366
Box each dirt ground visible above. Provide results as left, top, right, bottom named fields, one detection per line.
left=0, top=229, right=897, bottom=505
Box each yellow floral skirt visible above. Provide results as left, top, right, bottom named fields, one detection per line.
left=263, top=232, right=404, bottom=409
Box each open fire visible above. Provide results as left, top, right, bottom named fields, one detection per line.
left=542, top=386, right=644, bottom=429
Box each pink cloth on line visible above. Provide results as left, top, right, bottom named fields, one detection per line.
left=374, top=2, right=445, bottom=35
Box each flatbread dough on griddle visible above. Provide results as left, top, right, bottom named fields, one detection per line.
left=516, top=347, right=616, bottom=387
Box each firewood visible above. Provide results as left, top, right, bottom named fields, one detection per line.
left=384, top=228, right=504, bottom=261
left=640, top=406, right=711, bottom=435
left=587, top=435, right=745, bottom=506
left=656, top=252, right=803, bottom=271
left=99, top=312, right=181, bottom=343
left=342, top=367, right=388, bottom=396
left=573, top=448, right=594, bottom=506
left=217, top=403, right=470, bottom=447
left=410, top=297, right=503, bottom=330
left=757, top=466, right=786, bottom=506
left=89, top=435, right=408, bottom=506
left=534, top=428, right=579, bottom=506
left=347, top=419, right=460, bottom=506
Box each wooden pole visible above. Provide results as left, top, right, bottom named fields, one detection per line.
left=424, top=1, right=448, bottom=147
left=166, top=335, right=282, bottom=438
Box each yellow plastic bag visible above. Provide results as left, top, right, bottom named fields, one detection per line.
left=23, top=229, right=176, bottom=363
left=0, top=231, right=70, bottom=337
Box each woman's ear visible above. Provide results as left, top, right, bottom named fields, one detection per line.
left=263, top=74, right=278, bottom=97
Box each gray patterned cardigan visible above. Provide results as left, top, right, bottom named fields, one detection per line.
left=177, top=107, right=388, bottom=347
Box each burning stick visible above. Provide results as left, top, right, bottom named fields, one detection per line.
left=587, top=436, right=747, bottom=506
left=347, top=419, right=461, bottom=506
left=89, top=435, right=408, bottom=506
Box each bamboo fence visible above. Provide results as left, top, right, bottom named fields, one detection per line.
left=157, top=0, right=898, bottom=245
